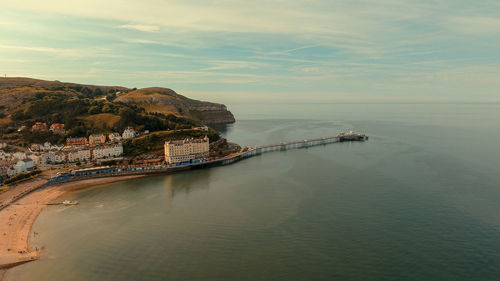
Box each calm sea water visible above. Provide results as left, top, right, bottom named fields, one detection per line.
left=7, top=103, right=500, bottom=281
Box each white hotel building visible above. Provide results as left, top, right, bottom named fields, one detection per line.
left=164, top=136, right=209, bottom=164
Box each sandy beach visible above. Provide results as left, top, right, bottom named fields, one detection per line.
left=0, top=175, right=144, bottom=273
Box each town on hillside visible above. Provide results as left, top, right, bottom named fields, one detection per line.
left=0, top=121, right=241, bottom=186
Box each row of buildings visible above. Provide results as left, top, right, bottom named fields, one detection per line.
left=0, top=127, right=137, bottom=180
left=41, top=128, right=138, bottom=163
left=5, top=143, right=124, bottom=166
left=1, top=143, right=124, bottom=179
left=65, top=127, right=138, bottom=147
left=46, top=144, right=124, bottom=164
left=30, top=121, right=138, bottom=141
left=2, top=126, right=211, bottom=181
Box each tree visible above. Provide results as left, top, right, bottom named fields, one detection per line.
left=102, top=104, right=112, bottom=113
left=93, top=88, right=103, bottom=96
left=88, top=106, right=101, bottom=115
left=106, top=93, right=117, bottom=101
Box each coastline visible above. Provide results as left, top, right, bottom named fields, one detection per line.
left=0, top=133, right=363, bottom=280
left=0, top=175, right=144, bottom=277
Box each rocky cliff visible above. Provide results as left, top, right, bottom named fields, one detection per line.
left=114, top=87, right=235, bottom=125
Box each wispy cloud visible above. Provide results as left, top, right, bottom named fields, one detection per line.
left=119, top=23, right=160, bottom=32
left=447, top=16, right=500, bottom=34
left=0, top=43, right=85, bottom=56
left=203, top=60, right=272, bottom=71
left=122, top=38, right=159, bottom=44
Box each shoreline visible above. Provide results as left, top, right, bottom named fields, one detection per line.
left=0, top=133, right=365, bottom=279
left=0, top=175, right=144, bottom=276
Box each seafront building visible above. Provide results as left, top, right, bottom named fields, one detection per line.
left=7, top=159, right=34, bottom=177
left=42, top=151, right=66, bottom=164
left=164, top=136, right=209, bottom=164
left=92, top=144, right=123, bottom=159
left=66, top=148, right=92, bottom=163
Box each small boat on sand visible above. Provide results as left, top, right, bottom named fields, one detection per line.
left=62, top=200, right=78, bottom=205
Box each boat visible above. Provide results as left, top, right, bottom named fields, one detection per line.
left=62, top=200, right=78, bottom=205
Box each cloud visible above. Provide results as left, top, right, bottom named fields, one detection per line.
left=1, top=0, right=428, bottom=38
left=119, top=23, right=159, bottom=32
left=121, top=38, right=159, bottom=44
left=203, top=60, right=271, bottom=71
left=399, top=66, right=500, bottom=86
left=447, top=16, right=500, bottom=34
left=0, top=43, right=117, bottom=58
left=0, top=43, right=83, bottom=56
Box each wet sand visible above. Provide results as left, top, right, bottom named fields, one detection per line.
left=0, top=175, right=144, bottom=273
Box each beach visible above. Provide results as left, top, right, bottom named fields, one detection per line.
left=0, top=175, right=144, bottom=276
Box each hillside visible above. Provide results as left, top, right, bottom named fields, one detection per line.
left=115, top=87, right=235, bottom=124
left=0, top=77, right=235, bottom=146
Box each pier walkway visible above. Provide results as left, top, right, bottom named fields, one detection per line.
left=247, top=135, right=341, bottom=155
left=201, top=131, right=368, bottom=165
left=44, top=132, right=368, bottom=183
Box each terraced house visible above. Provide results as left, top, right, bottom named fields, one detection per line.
left=66, top=148, right=91, bottom=163
left=92, top=144, right=123, bottom=160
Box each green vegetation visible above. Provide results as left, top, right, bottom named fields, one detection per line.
left=0, top=78, right=234, bottom=152
left=123, top=129, right=220, bottom=156
left=4, top=170, right=42, bottom=185
left=1, top=88, right=200, bottom=146
left=8, top=131, right=66, bottom=147
left=8, top=92, right=196, bottom=135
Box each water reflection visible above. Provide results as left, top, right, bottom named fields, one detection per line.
left=163, top=169, right=211, bottom=199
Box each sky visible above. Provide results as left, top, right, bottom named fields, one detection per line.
left=0, top=0, right=499, bottom=103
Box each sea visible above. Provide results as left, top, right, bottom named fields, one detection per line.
left=5, top=103, right=500, bottom=281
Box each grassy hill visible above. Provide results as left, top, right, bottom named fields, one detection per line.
left=0, top=77, right=234, bottom=146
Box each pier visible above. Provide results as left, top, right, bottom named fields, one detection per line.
left=215, top=131, right=368, bottom=165
left=246, top=135, right=343, bottom=156
left=45, top=132, right=368, bottom=183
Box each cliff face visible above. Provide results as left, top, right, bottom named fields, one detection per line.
left=115, top=87, right=235, bottom=125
